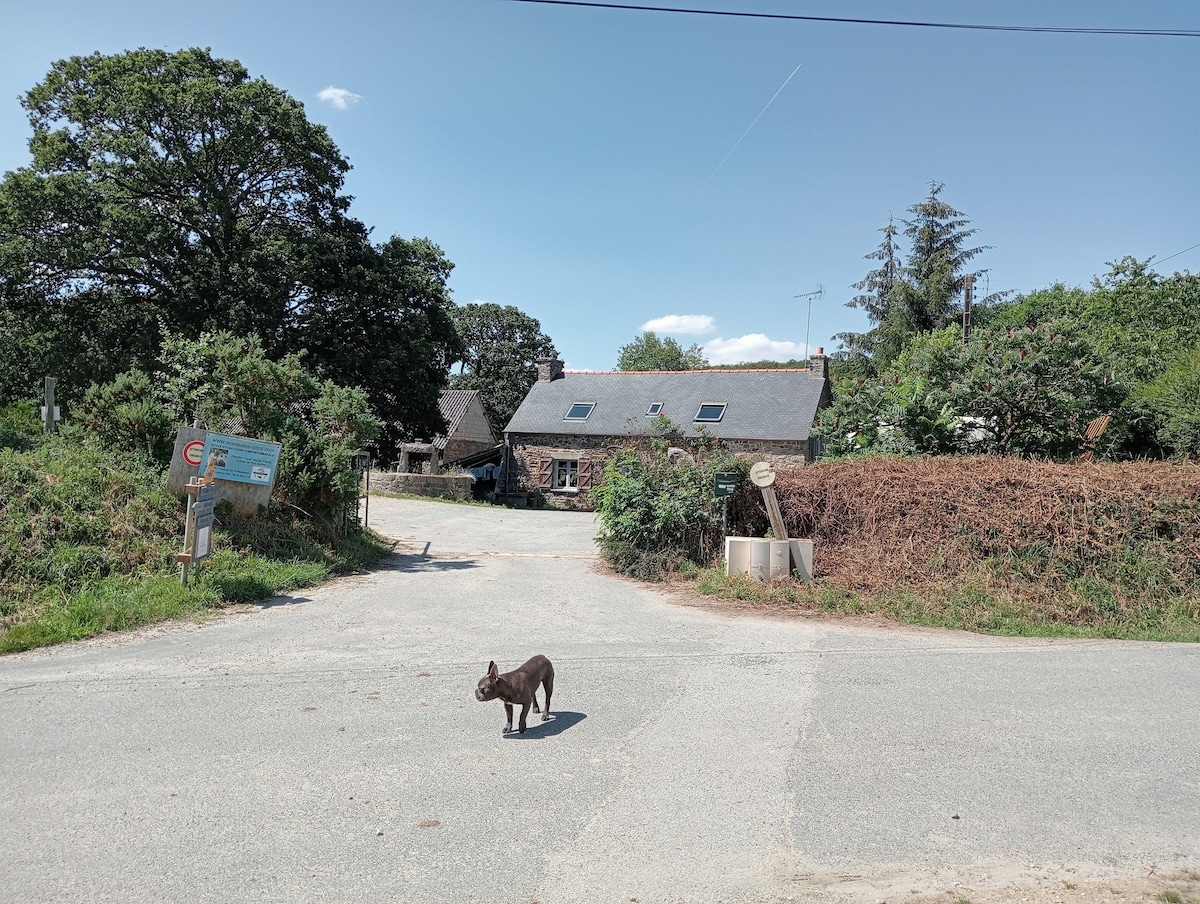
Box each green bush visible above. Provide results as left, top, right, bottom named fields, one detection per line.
left=1144, top=345, right=1200, bottom=457
left=78, top=369, right=175, bottom=463
left=0, top=401, right=42, bottom=451
left=77, top=331, right=381, bottom=520
left=592, top=435, right=746, bottom=581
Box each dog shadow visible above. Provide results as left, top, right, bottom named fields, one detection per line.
left=503, top=710, right=586, bottom=740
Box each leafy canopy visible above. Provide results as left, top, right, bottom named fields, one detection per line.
left=985, top=257, right=1200, bottom=458
left=449, top=302, right=557, bottom=431
left=617, top=331, right=709, bottom=372
left=0, top=47, right=461, bottom=461
left=816, top=322, right=1125, bottom=460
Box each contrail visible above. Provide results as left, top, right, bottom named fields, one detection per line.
left=703, top=61, right=803, bottom=188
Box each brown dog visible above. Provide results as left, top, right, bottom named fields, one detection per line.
left=474, top=655, right=554, bottom=734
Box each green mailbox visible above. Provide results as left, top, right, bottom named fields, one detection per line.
left=714, top=472, right=740, bottom=497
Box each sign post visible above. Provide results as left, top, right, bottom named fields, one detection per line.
left=41, top=377, right=60, bottom=434
left=749, top=461, right=789, bottom=542
left=177, top=478, right=217, bottom=585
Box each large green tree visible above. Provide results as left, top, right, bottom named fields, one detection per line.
left=449, top=302, right=557, bottom=431
left=1, top=49, right=350, bottom=363
left=816, top=322, right=1125, bottom=460
left=296, top=234, right=463, bottom=457
left=986, top=258, right=1200, bottom=457
left=0, top=48, right=459, bottom=458
left=617, top=331, right=708, bottom=372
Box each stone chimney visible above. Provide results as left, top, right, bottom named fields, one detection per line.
left=536, top=357, right=565, bottom=382
left=808, top=346, right=828, bottom=380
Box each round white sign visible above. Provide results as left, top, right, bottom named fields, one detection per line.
left=749, top=461, right=775, bottom=487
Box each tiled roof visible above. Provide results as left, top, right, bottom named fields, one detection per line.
left=503, top=369, right=827, bottom=441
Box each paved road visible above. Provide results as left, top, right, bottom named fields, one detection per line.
left=1, top=497, right=1198, bottom=904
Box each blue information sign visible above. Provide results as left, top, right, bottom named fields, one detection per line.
left=199, top=433, right=282, bottom=487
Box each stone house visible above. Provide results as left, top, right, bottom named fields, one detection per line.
left=499, top=355, right=831, bottom=509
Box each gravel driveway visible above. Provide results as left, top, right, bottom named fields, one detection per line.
left=1, top=497, right=1197, bottom=904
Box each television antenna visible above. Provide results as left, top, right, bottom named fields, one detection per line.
left=793, top=286, right=824, bottom=358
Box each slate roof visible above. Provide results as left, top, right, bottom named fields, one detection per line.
left=503, top=369, right=828, bottom=441
left=434, top=389, right=483, bottom=450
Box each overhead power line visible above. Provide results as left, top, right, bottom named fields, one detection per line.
left=497, top=0, right=1200, bottom=38
left=1155, top=241, right=1200, bottom=266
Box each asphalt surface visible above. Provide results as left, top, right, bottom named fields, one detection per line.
left=1, top=497, right=1198, bottom=904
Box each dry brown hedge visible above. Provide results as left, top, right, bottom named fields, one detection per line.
left=734, top=456, right=1200, bottom=619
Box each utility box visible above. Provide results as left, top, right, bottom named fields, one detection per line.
left=726, top=537, right=791, bottom=581
left=725, top=537, right=814, bottom=582
left=789, top=539, right=814, bottom=582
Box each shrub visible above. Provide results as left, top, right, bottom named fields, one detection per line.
left=0, top=401, right=42, bottom=451
left=77, top=331, right=381, bottom=521
left=592, top=436, right=747, bottom=580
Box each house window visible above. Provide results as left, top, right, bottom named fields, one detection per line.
left=553, top=459, right=579, bottom=490
left=646, top=402, right=664, bottom=416
left=694, top=403, right=727, bottom=422
left=564, top=402, right=595, bottom=421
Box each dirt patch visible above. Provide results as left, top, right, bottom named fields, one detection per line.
left=784, top=865, right=1200, bottom=904
left=907, top=869, right=1200, bottom=904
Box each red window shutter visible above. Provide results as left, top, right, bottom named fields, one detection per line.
left=536, top=456, right=553, bottom=488
left=578, top=458, right=596, bottom=488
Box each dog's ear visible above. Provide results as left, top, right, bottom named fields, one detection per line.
left=487, top=661, right=498, bottom=678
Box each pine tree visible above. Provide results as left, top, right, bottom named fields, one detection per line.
left=834, top=183, right=1005, bottom=375
left=832, top=220, right=902, bottom=374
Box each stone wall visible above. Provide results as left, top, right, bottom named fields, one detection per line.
left=371, top=472, right=473, bottom=500
left=504, top=434, right=617, bottom=510
left=503, top=433, right=812, bottom=511
left=723, top=440, right=811, bottom=472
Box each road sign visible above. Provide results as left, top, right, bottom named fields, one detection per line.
left=178, top=480, right=218, bottom=576
left=714, top=472, right=740, bottom=497
left=182, top=440, right=205, bottom=467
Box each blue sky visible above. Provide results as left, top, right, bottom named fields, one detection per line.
left=2, top=1, right=1197, bottom=371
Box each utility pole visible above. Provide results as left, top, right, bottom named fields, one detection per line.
left=962, top=275, right=975, bottom=345
left=794, top=286, right=824, bottom=358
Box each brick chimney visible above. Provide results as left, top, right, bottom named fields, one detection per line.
left=808, top=346, right=828, bottom=380
left=536, top=357, right=564, bottom=382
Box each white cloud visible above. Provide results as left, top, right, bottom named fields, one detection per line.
left=639, top=314, right=716, bottom=335
left=701, top=334, right=809, bottom=366
left=317, top=86, right=365, bottom=110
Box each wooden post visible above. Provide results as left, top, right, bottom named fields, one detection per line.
left=178, top=480, right=197, bottom=586
left=760, top=485, right=788, bottom=541
left=42, top=377, right=57, bottom=434
left=749, top=462, right=789, bottom=540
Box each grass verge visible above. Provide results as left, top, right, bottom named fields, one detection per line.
left=1, top=439, right=393, bottom=654
left=0, top=529, right=393, bottom=655
left=687, top=568, right=1200, bottom=643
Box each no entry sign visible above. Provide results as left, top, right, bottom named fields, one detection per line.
left=182, top=440, right=205, bottom=467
